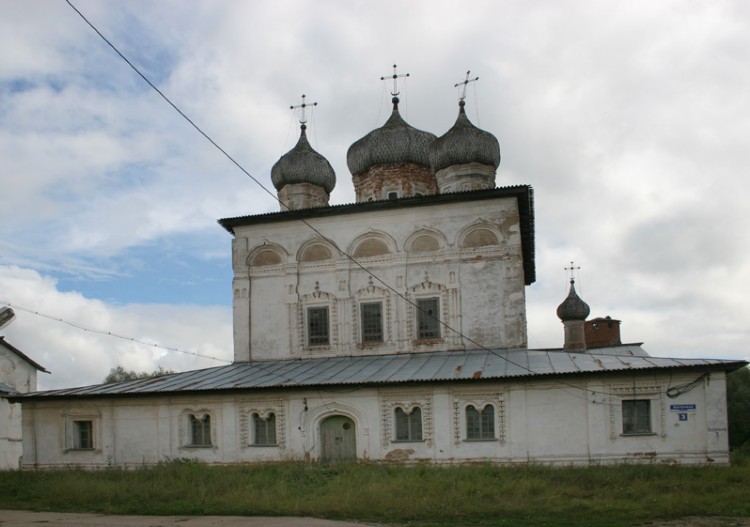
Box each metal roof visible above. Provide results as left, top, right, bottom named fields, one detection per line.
left=16, top=346, right=747, bottom=400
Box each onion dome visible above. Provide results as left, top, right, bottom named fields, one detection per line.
left=429, top=101, right=500, bottom=172
left=346, top=97, right=437, bottom=176
left=556, top=279, right=591, bottom=322
left=271, top=125, right=336, bottom=193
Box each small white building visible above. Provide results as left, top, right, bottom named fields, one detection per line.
left=14, top=94, right=746, bottom=468
left=0, top=336, right=48, bottom=469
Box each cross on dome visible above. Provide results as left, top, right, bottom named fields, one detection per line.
left=564, top=261, right=581, bottom=283
left=289, top=94, right=317, bottom=125
left=380, top=64, right=410, bottom=97
left=454, top=70, right=479, bottom=103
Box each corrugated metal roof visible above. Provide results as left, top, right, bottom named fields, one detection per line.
left=17, top=346, right=747, bottom=400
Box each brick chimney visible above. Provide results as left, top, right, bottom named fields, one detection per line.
left=584, top=316, right=622, bottom=348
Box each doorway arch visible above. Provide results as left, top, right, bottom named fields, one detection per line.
left=320, top=415, right=356, bottom=464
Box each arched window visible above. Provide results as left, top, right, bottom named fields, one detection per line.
left=353, top=238, right=390, bottom=258
left=250, top=249, right=283, bottom=267
left=300, top=243, right=333, bottom=262
left=466, top=405, right=494, bottom=440
left=190, top=414, right=212, bottom=447
left=461, top=228, right=499, bottom=248
left=395, top=407, right=422, bottom=442
left=253, top=413, right=277, bottom=446
left=409, top=234, right=440, bottom=253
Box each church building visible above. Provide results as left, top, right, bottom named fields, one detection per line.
left=13, top=80, right=746, bottom=468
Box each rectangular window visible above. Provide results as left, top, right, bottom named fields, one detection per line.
left=622, top=400, right=652, bottom=434
left=361, top=302, right=383, bottom=343
left=417, top=297, right=440, bottom=340
left=190, top=414, right=212, bottom=446
left=74, top=420, right=93, bottom=449
left=253, top=413, right=277, bottom=446
left=307, top=307, right=329, bottom=346
left=466, top=405, right=495, bottom=440
left=395, top=407, right=423, bottom=442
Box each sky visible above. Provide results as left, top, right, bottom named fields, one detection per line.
left=1, top=0, right=748, bottom=391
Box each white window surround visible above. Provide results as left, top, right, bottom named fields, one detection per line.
left=408, top=273, right=452, bottom=344
left=62, top=410, right=100, bottom=453
left=380, top=393, right=433, bottom=448
left=353, top=277, right=392, bottom=347
left=239, top=401, right=286, bottom=450
left=296, top=282, right=338, bottom=353
left=180, top=409, right=217, bottom=449
left=609, top=383, right=665, bottom=440
left=452, top=392, right=506, bottom=445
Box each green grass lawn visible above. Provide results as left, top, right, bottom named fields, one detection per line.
left=1, top=456, right=749, bottom=527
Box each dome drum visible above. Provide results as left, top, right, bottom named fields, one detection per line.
left=353, top=162, right=437, bottom=202
left=278, top=182, right=331, bottom=211
left=434, top=162, right=496, bottom=194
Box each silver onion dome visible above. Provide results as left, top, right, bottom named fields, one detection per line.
left=271, top=125, right=336, bottom=193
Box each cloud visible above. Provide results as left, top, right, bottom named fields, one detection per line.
left=0, top=0, right=748, bottom=391
left=0, top=266, right=232, bottom=390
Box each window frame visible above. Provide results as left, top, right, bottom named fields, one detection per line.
left=189, top=414, right=212, bottom=447
left=416, top=297, right=441, bottom=340
left=360, top=301, right=384, bottom=343
left=621, top=399, right=653, bottom=436
left=252, top=412, right=278, bottom=447
left=73, top=420, right=94, bottom=450
left=394, top=407, right=423, bottom=443
left=465, top=404, right=496, bottom=441
left=307, top=306, right=330, bottom=346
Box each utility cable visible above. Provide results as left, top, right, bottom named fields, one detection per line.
left=62, top=0, right=678, bottom=406
left=2, top=302, right=230, bottom=364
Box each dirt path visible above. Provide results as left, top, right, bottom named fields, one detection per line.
left=0, top=510, right=381, bottom=527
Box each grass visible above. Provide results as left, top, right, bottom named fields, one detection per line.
left=1, top=455, right=750, bottom=527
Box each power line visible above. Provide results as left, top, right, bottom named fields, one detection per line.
left=62, top=0, right=659, bottom=404
left=2, top=302, right=230, bottom=364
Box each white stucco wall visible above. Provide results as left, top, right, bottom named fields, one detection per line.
left=20, top=369, right=730, bottom=469
left=0, top=343, right=39, bottom=469
left=230, top=196, right=527, bottom=363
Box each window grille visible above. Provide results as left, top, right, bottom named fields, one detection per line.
left=253, top=413, right=277, bottom=446
left=361, top=302, right=383, bottom=343
left=417, top=297, right=440, bottom=339
left=622, top=400, right=651, bottom=434
left=190, top=414, right=211, bottom=446
left=395, top=407, right=423, bottom=441
left=466, top=405, right=495, bottom=440
left=307, top=307, right=329, bottom=346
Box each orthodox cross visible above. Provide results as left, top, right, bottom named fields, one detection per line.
left=454, top=70, right=479, bottom=102
left=290, top=94, right=317, bottom=125
left=564, top=261, right=581, bottom=282
left=381, top=64, right=410, bottom=96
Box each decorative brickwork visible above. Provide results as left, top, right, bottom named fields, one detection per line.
left=380, top=392, right=434, bottom=447
left=352, top=163, right=437, bottom=202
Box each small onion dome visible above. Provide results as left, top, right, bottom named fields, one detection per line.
left=429, top=101, right=500, bottom=173
left=556, top=279, right=591, bottom=322
left=346, top=97, right=437, bottom=175
left=271, top=125, right=336, bottom=193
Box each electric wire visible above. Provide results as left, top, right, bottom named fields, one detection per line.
left=61, top=0, right=692, bottom=406
left=2, top=301, right=230, bottom=364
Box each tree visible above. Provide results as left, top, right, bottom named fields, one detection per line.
left=727, top=365, right=750, bottom=450
left=104, top=365, right=175, bottom=384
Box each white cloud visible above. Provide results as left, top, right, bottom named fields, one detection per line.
left=0, top=0, right=748, bottom=390
left=0, top=266, right=232, bottom=390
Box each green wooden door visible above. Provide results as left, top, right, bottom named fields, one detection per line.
left=320, top=415, right=356, bottom=464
